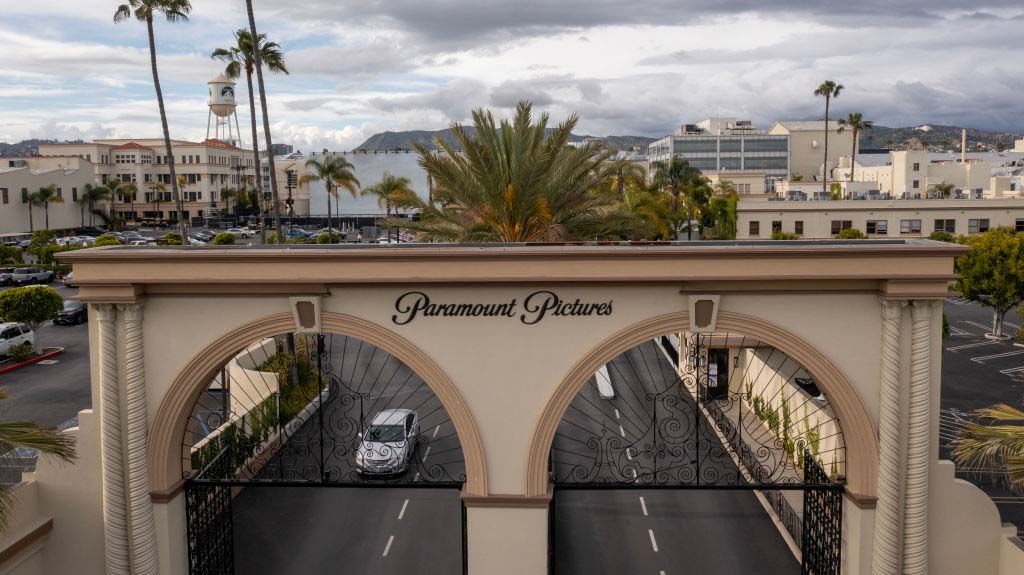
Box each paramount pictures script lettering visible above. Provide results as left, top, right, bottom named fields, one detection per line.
left=392, top=291, right=614, bottom=326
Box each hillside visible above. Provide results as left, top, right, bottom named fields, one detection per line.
left=356, top=128, right=656, bottom=152
left=0, top=139, right=85, bottom=158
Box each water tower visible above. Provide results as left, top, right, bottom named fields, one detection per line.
left=206, top=73, right=242, bottom=146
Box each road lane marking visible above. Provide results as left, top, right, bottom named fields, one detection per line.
left=619, top=425, right=626, bottom=438
left=383, top=535, right=394, bottom=557
left=964, top=320, right=997, bottom=332
left=639, top=496, right=648, bottom=516
left=614, top=408, right=620, bottom=420
left=432, top=424, right=440, bottom=438
left=971, top=350, right=1024, bottom=363
left=946, top=341, right=998, bottom=351
left=648, top=529, right=659, bottom=552
left=423, top=446, right=432, bottom=462
left=949, top=325, right=970, bottom=336
left=398, top=499, right=409, bottom=520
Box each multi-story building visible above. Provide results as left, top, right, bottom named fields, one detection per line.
left=37, top=138, right=258, bottom=223
left=736, top=198, right=1024, bottom=239
left=833, top=150, right=994, bottom=199
left=647, top=118, right=790, bottom=188
left=767, top=121, right=853, bottom=183
left=0, top=156, right=100, bottom=236
left=260, top=153, right=312, bottom=217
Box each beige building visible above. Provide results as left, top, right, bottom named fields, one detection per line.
left=834, top=150, right=994, bottom=199
left=1013, top=138, right=1024, bottom=153
left=768, top=120, right=854, bottom=183
left=737, top=198, right=1024, bottom=239
left=0, top=156, right=100, bottom=235
left=705, top=171, right=771, bottom=197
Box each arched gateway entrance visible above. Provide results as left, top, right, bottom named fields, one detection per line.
left=59, top=241, right=959, bottom=575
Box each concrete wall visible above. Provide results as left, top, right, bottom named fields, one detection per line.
left=0, top=158, right=100, bottom=234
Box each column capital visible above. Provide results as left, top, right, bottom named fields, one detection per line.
left=120, top=303, right=144, bottom=323
left=93, top=303, right=117, bottom=321
left=880, top=298, right=909, bottom=319
left=910, top=300, right=936, bottom=319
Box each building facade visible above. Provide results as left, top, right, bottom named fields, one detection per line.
left=768, top=120, right=854, bottom=183
left=647, top=118, right=790, bottom=184
left=0, top=156, right=100, bottom=236
left=736, top=198, right=1024, bottom=239
left=834, top=150, right=994, bottom=199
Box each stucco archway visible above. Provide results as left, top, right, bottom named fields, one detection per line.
left=148, top=312, right=488, bottom=497
left=525, top=310, right=879, bottom=500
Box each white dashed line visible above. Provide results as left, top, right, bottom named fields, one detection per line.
left=619, top=425, right=626, bottom=438
left=398, top=499, right=409, bottom=520
left=422, top=446, right=432, bottom=462
left=946, top=341, right=998, bottom=351
left=614, top=408, right=620, bottom=420
left=639, top=496, right=648, bottom=516
left=432, top=424, right=440, bottom=438
left=964, top=320, right=997, bottom=332
left=648, top=529, right=659, bottom=552
left=383, top=535, right=395, bottom=557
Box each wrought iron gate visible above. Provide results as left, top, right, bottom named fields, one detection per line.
left=549, top=333, right=845, bottom=574
left=183, top=333, right=467, bottom=575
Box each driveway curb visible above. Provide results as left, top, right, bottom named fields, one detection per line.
left=0, top=347, right=65, bottom=376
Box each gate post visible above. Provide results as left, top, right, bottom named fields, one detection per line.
left=462, top=490, right=552, bottom=575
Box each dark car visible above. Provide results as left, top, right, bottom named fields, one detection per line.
left=0, top=268, right=13, bottom=286
left=54, top=300, right=88, bottom=325
left=76, top=227, right=108, bottom=237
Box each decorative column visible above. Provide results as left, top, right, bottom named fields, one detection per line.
left=97, top=304, right=130, bottom=575
left=903, top=301, right=933, bottom=574
left=872, top=300, right=904, bottom=575
left=123, top=304, right=160, bottom=575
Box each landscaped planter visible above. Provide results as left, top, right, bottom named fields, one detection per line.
left=0, top=347, right=64, bottom=376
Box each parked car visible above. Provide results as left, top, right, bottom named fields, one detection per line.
left=193, top=231, right=214, bottom=243
left=226, top=228, right=252, bottom=239
left=76, top=227, right=107, bottom=237
left=17, top=240, right=31, bottom=249
left=355, top=409, right=420, bottom=476
left=0, top=268, right=13, bottom=286
left=54, top=300, right=88, bottom=325
left=12, top=267, right=55, bottom=285
left=283, top=228, right=311, bottom=240
left=128, top=240, right=151, bottom=246
left=0, top=323, right=34, bottom=358
left=63, top=272, right=76, bottom=287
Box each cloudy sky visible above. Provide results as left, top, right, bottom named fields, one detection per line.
left=1, top=0, right=1022, bottom=151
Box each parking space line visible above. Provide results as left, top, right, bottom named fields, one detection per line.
left=648, top=529, right=659, bottom=552
left=398, top=499, right=409, bottom=520
left=1000, top=366, right=1024, bottom=375
left=614, top=408, right=620, bottom=420
left=422, top=446, right=432, bottom=462
left=432, top=424, right=440, bottom=438
left=626, top=448, right=633, bottom=461
left=971, top=350, right=1024, bottom=363
left=639, top=496, right=648, bottom=516
left=964, top=320, right=996, bottom=332
left=619, top=425, right=626, bottom=438
left=946, top=341, right=998, bottom=351
left=383, top=535, right=395, bottom=557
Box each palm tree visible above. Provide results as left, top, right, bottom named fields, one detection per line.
left=606, top=157, right=647, bottom=200
left=29, top=185, right=64, bottom=232
left=241, top=0, right=283, bottom=240
left=814, top=80, right=844, bottom=194
left=103, top=180, right=125, bottom=231
left=0, top=390, right=76, bottom=531
left=385, top=101, right=634, bottom=242
left=150, top=182, right=167, bottom=227
left=953, top=404, right=1024, bottom=492
left=362, top=172, right=415, bottom=242
left=219, top=187, right=238, bottom=214
left=114, top=0, right=191, bottom=241
left=837, top=112, right=873, bottom=181
left=930, top=182, right=956, bottom=199
left=119, top=182, right=138, bottom=225
left=78, top=184, right=110, bottom=227
left=212, top=29, right=288, bottom=243
left=300, top=155, right=360, bottom=243
left=650, top=157, right=710, bottom=240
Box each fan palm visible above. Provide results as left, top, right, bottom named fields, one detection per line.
left=300, top=155, right=360, bottom=243
left=149, top=182, right=167, bottom=226
left=219, top=187, right=238, bottom=214
left=391, top=101, right=634, bottom=242
left=837, top=112, right=873, bottom=181
left=649, top=157, right=710, bottom=240
left=114, top=0, right=191, bottom=241
left=814, top=80, right=844, bottom=194
left=78, top=184, right=111, bottom=227
left=28, top=185, right=64, bottom=232
left=103, top=180, right=126, bottom=230
left=930, top=182, right=955, bottom=199
left=953, top=404, right=1024, bottom=492
left=118, top=182, right=138, bottom=225
left=363, top=172, right=416, bottom=242
left=0, top=390, right=76, bottom=532
left=212, top=29, right=288, bottom=243
left=605, top=157, right=647, bottom=200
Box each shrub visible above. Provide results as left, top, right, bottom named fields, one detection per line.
left=316, top=232, right=341, bottom=244
left=94, top=234, right=121, bottom=247
left=0, top=245, right=19, bottom=265
left=929, top=230, right=956, bottom=243
left=160, top=232, right=183, bottom=246
left=5, top=342, right=35, bottom=363
left=212, top=232, right=236, bottom=245
left=33, top=243, right=61, bottom=265
left=27, top=230, right=54, bottom=255
left=771, top=231, right=799, bottom=240
left=837, top=228, right=866, bottom=239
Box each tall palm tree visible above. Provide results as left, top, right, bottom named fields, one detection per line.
left=814, top=80, right=844, bottom=195
left=362, top=172, right=415, bottom=242
left=114, top=0, right=191, bottom=241
left=386, top=101, right=634, bottom=242
left=119, top=182, right=138, bottom=225
left=212, top=29, right=289, bottom=243
left=0, top=390, right=76, bottom=532
left=103, top=180, right=125, bottom=231
left=300, top=155, right=360, bottom=243
left=837, top=112, right=873, bottom=182
left=29, top=185, right=64, bottom=232
left=78, top=184, right=110, bottom=227
left=150, top=182, right=167, bottom=227
left=953, top=404, right=1024, bottom=492
left=650, top=157, right=710, bottom=240
left=219, top=187, right=238, bottom=214
left=242, top=0, right=283, bottom=241
left=606, top=157, right=647, bottom=200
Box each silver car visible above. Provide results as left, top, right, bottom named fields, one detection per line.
left=355, top=409, right=420, bottom=476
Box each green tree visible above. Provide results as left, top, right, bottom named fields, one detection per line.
left=0, top=389, right=76, bottom=531
left=27, top=185, right=64, bottom=232
left=114, top=0, right=191, bottom=241
left=814, top=80, right=843, bottom=193
left=160, top=232, right=183, bottom=246
left=212, top=232, right=236, bottom=245
left=929, top=230, right=956, bottom=243
left=77, top=184, right=110, bottom=227
left=0, top=286, right=64, bottom=352
left=0, top=245, right=18, bottom=265
left=219, top=187, right=238, bottom=215
left=930, top=182, right=955, bottom=199
left=212, top=29, right=289, bottom=243
left=829, top=182, right=843, bottom=200
left=837, top=112, right=873, bottom=181
left=706, top=183, right=738, bottom=240
left=605, top=157, right=647, bottom=200
left=315, top=232, right=341, bottom=244
left=393, top=102, right=634, bottom=242
left=149, top=181, right=167, bottom=227
left=94, top=234, right=121, bottom=247
left=300, top=155, right=360, bottom=244
left=837, top=227, right=866, bottom=239
left=954, top=228, right=1024, bottom=339
left=103, top=180, right=127, bottom=231
left=650, top=156, right=711, bottom=240
left=772, top=231, right=799, bottom=240
left=363, top=172, right=415, bottom=242
left=953, top=404, right=1024, bottom=492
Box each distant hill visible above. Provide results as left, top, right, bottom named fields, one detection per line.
left=0, top=139, right=86, bottom=158
left=355, top=128, right=656, bottom=153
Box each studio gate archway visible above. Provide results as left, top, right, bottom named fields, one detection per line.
left=147, top=311, right=488, bottom=498
left=525, top=310, right=879, bottom=501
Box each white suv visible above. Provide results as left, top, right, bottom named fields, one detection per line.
left=0, top=323, right=34, bottom=358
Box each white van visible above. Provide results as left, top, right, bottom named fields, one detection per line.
left=0, top=323, right=34, bottom=358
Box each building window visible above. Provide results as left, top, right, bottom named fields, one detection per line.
left=968, top=219, right=990, bottom=234
left=913, top=162, right=920, bottom=171
left=794, top=221, right=803, bottom=235
left=866, top=220, right=888, bottom=235
left=912, top=180, right=920, bottom=189
left=72, top=187, right=78, bottom=202
left=749, top=221, right=760, bottom=236
left=934, top=219, right=956, bottom=233
left=771, top=221, right=782, bottom=234
left=21, top=188, right=28, bottom=203
left=830, top=220, right=853, bottom=235
left=1016, top=219, right=1024, bottom=233
left=56, top=187, right=62, bottom=198
left=1, top=188, right=7, bottom=205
